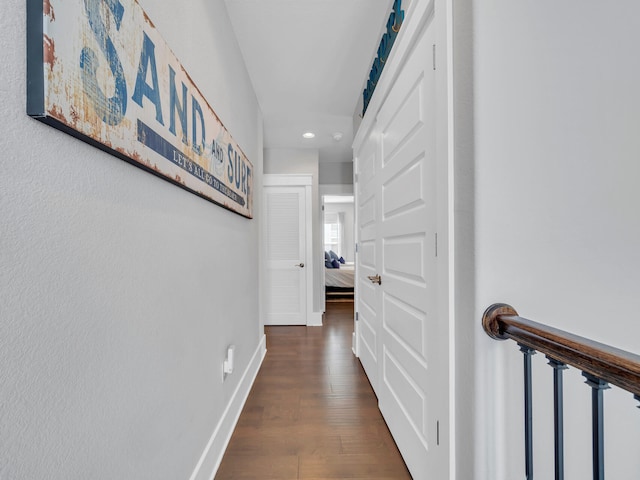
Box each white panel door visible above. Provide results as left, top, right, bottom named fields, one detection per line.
left=264, top=186, right=307, bottom=325
left=355, top=128, right=381, bottom=392
left=358, top=15, right=449, bottom=479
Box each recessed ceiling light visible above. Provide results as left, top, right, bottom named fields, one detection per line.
left=302, top=132, right=315, bottom=139
left=332, top=132, right=343, bottom=142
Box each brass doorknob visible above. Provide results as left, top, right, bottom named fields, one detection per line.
left=367, top=274, right=382, bottom=285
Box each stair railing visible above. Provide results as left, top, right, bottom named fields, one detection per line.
left=482, top=303, right=640, bottom=480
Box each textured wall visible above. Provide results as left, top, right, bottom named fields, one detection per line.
left=472, top=1, right=640, bottom=479
left=0, top=1, right=262, bottom=479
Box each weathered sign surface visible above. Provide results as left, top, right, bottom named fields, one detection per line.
left=28, top=0, right=253, bottom=218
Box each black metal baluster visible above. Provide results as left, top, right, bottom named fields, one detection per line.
left=583, top=372, right=610, bottom=480
left=547, top=357, right=568, bottom=480
left=520, top=344, right=536, bottom=480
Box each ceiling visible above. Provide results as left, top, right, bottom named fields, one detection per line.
left=224, top=0, right=392, bottom=163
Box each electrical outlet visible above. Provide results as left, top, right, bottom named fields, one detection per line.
left=223, top=345, right=235, bottom=379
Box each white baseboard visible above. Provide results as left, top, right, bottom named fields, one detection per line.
left=307, top=311, right=323, bottom=327
left=188, top=334, right=267, bottom=480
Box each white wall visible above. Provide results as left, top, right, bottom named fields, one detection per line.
left=452, top=1, right=476, bottom=479
left=471, top=1, right=640, bottom=479
left=319, top=184, right=354, bottom=197
left=0, top=1, right=263, bottom=479
left=263, top=148, right=323, bottom=314
left=319, top=162, right=354, bottom=185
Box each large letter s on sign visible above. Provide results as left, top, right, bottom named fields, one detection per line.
left=80, top=0, right=127, bottom=126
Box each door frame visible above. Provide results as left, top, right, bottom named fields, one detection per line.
left=352, top=156, right=359, bottom=357
left=262, top=174, right=316, bottom=326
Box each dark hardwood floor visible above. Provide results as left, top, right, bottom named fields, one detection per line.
left=215, top=301, right=411, bottom=479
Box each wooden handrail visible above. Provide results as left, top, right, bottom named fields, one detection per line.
left=482, top=303, right=640, bottom=397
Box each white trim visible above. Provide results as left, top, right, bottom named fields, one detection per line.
left=304, top=182, right=315, bottom=326
left=307, top=311, right=323, bottom=327
left=352, top=332, right=357, bottom=356
left=262, top=174, right=315, bottom=326
left=444, top=0, right=456, bottom=478
left=324, top=195, right=354, bottom=204
left=352, top=154, right=360, bottom=358
left=188, top=334, right=267, bottom=480
left=321, top=195, right=326, bottom=315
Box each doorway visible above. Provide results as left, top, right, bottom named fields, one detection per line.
left=322, top=195, right=355, bottom=305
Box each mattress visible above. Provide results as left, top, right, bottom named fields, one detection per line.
left=325, top=263, right=355, bottom=288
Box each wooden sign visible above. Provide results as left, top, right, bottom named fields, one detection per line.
left=27, top=0, right=253, bottom=218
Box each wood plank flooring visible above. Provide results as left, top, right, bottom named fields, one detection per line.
left=215, top=302, right=411, bottom=479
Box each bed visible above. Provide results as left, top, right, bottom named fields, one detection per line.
left=325, top=262, right=354, bottom=300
